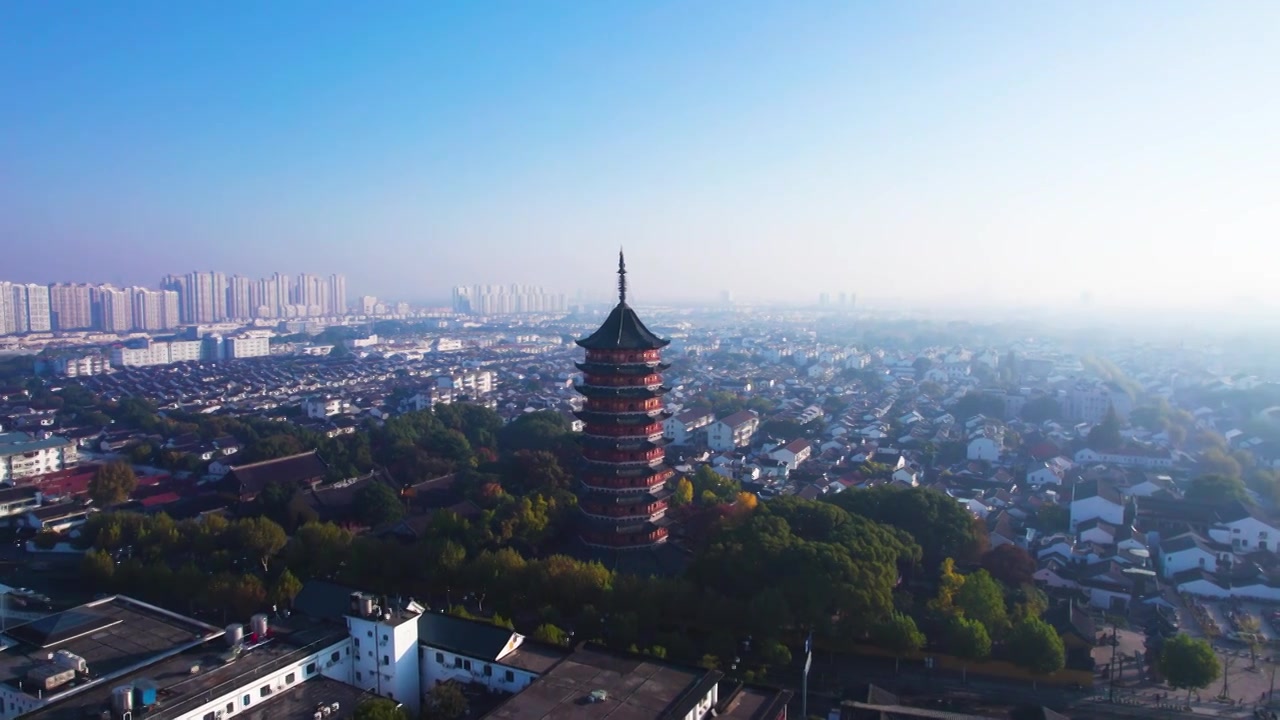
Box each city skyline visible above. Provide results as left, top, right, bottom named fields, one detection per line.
left=3, top=3, right=1279, bottom=312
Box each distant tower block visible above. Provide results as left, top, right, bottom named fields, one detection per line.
left=573, top=251, right=674, bottom=549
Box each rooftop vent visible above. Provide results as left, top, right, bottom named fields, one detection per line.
left=588, top=690, right=608, bottom=704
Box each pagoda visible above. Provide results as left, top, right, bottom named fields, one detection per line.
left=573, top=252, right=674, bottom=549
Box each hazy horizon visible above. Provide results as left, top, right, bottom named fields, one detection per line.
left=3, top=2, right=1278, bottom=311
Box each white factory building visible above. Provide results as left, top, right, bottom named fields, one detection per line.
left=0, top=582, right=789, bottom=720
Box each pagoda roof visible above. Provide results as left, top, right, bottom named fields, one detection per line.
left=576, top=303, right=670, bottom=351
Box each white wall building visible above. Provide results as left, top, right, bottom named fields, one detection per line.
left=706, top=411, right=760, bottom=452
left=226, top=336, right=271, bottom=359
left=1069, top=478, right=1125, bottom=532
left=0, top=432, right=79, bottom=483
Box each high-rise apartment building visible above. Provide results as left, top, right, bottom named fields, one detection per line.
left=131, top=287, right=178, bottom=331
left=227, top=275, right=254, bottom=320
left=48, top=283, right=94, bottom=330
left=451, top=283, right=566, bottom=315
left=0, top=283, right=52, bottom=334
left=93, top=286, right=134, bottom=333
left=328, top=273, right=347, bottom=315
left=22, top=284, right=51, bottom=332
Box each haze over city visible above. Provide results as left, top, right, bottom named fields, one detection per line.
left=3, top=2, right=1278, bottom=313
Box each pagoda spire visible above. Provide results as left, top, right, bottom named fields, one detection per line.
left=618, top=248, right=627, bottom=305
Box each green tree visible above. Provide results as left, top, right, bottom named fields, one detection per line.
left=827, top=486, right=986, bottom=569
left=955, top=570, right=1010, bottom=639
left=1036, top=505, right=1069, bottom=534
left=236, top=517, right=288, bottom=572
left=691, top=465, right=738, bottom=504
left=953, top=392, right=1006, bottom=420
left=1158, top=634, right=1220, bottom=703
left=81, top=548, right=116, bottom=587
left=1020, top=397, right=1061, bottom=424
left=33, top=530, right=59, bottom=550
left=1086, top=405, right=1123, bottom=450
left=533, top=623, right=567, bottom=645
left=1186, top=474, right=1249, bottom=505
left=89, top=461, right=139, bottom=506
left=271, top=568, right=303, bottom=607
left=1006, top=617, right=1065, bottom=687
left=422, top=681, right=468, bottom=720
left=947, top=616, right=991, bottom=683
left=354, top=482, right=406, bottom=527
left=353, top=697, right=407, bottom=720
left=875, top=612, right=925, bottom=672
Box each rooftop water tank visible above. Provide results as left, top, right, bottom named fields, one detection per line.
left=111, top=686, right=134, bottom=717
left=226, top=624, right=244, bottom=647
left=250, top=614, right=269, bottom=639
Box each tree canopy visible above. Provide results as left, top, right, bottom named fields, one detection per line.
left=89, top=461, right=138, bottom=506
left=1019, top=396, right=1062, bottom=424
left=1186, top=474, right=1250, bottom=505
left=980, top=545, right=1037, bottom=588
left=353, top=698, right=407, bottom=720
left=947, top=616, right=991, bottom=681
left=827, top=486, right=987, bottom=570
left=1006, top=617, right=1065, bottom=677
left=1086, top=405, right=1123, bottom=451
left=692, top=496, right=919, bottom=641
left=953, top=392, right=1006, bottom=420
left=1158, top=634, right=1219, bottom=700
left=955, top=569, right=1010, bottom=639
left=354, top=481, right=407, bottom=527
left=875, top=612, right=925, bottom=672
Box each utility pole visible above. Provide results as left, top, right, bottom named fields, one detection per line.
left=801, top=636, right=811, bottom=720
left=1108, top=625, right=1119, bottom=703
left=1218, top=647, right=1234, bottom=701
left=1269, top=658, right=1276, bottom=706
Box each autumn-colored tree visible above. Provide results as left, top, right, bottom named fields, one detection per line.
left=672, top=477, right=694, bottom=507
left=927, top=558, right=966, bottom=618
left=89, top=461, right=138, bottom=506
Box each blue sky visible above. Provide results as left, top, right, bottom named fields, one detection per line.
left=2, top=1, right=1278, bottom=308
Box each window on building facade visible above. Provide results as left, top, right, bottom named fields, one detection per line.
left=354, top=637, right=360, bottom=648
left=356, top=671, right=363, bottom=682
left=243, top=695, right=250, bottom=707
left=286, top=672, right=296, bottom=684
left=484, top=665, right=492, bottom=676
left=306, top=662, right=317, bottom=675
left=330, top=651, right=340, bottom=662
left=454, top=657, right=462, bottom=668
left=226, top=703, right=234, bottom=715
left=203, top=712, right=215, bottom=720
left=505, top=670, right=515, bottom=682
left=436, top=652, right=444, bottom=664
left=382, top=656, right=389, bottom=666
left=259, top=686, right=270, bottom=698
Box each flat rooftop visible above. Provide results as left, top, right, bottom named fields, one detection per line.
left=716, top=685, right=792, bottom=720
left=498, top=645, right=564, bottom=676
left=0, top=596, right=220, bottom=696
left=18, top=605, right=348, bottom=720
left=234, top=677, right=369, bottom=720
left=483, top=647, right=722, bottom=720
